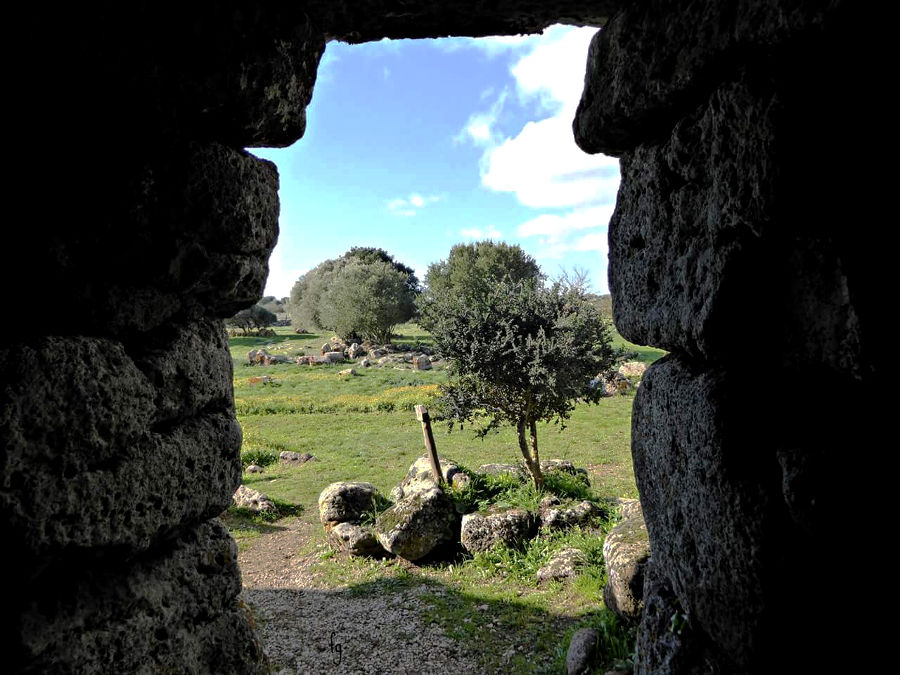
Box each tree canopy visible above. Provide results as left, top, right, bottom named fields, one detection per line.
left=425, top=242, right=618, bottom=488
left=288, top=247, right=419, bottom=343
left=417, top=241, right=541, bottom=332
left=225, top=303, right=277, bottom=335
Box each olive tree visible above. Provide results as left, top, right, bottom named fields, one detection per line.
left=288, top=247, right=418, bottom=342
left=430, top=253, right=618, bottom=488
left=225, top=304, right=277, bottom=335
left=417, top=240, right=540, bottom=332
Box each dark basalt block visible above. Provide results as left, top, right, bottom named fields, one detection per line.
left=19, top=520, right=266, bottom=674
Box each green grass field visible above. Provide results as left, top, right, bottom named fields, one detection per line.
left=226, top=323, right=663, bottom=672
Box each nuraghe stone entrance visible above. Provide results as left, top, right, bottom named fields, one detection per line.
left=4, top=2, right=880, bottom=673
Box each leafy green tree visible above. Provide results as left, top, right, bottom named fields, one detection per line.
left=432, top=267, right=617, bottom=488
left=417, top=241, right=541, bottom=332
left=287, top=248, right=418, bottom=341
left=225, top=304, right=277, bottom=335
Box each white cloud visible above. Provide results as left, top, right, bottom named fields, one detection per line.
left=460, top=225, right=503, bottom=240
left=435, top=32, right=539, bottom=56
left=387, top=193, right=442, bottom=217
left=516, top=204, right=614, bottom=238
left=455, top=89, right=508, bottom=147
left=263, top=236, right=305, bottom=300
left=455, top=25, right=619, bottom=213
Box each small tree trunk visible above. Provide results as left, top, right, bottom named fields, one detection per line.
left=529, top=418, right=544, bottom=490
left=517, top=417, right=544, bottom=489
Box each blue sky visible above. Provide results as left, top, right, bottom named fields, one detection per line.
left=249, top=25, right=620, bottom=299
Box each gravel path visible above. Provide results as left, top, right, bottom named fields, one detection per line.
left=238, top=518, right=481, bottom=674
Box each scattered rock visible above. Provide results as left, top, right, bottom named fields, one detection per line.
left=318, top=482, right=381, bottom=527
left=233, top=485, right=277, bottom=513
left=392, top=456, right=469, bottom=501
left=460, top=508, right=536, bottom=553
left=616, top=497, right=643, bottom=522
left=375, top=487, right=457, bottom=561
left=279, top=451, right=314, bottom=465
left=618, top=361, right=647, bottom=378
left=537, top=547, right=587, bottom=583
left=247, top=375, right=274, bottom=385
left=327, top=522, right=384, bottom=557
left=413, top=354, right=432, bottom=370
left=359, top=358, right=371, bottom=367
left=540, top=494, right=561, bottom=511
left=541, top=500, right=605, bottom=530
left=323, top=351, right=345, bottom=363
left=566, top=627, right=599, bottom=675
left=348, top=343, right=365, bottom=359
left=338, top=368, right=356, bottom=376
left=603, top=501, right=650, bottom=622
left=477, top=463, right=526, bottom=479
left=245, top=464, right=264, bottom=474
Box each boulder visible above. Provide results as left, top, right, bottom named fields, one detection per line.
left=279, top=451, right=314, bottom=465
left=540, top=500, right=605, bottom=530
left=232, top=485, right=277, bottom=513
left=460, top=508, right=536, bottom=553
left=245, top=464, right=264, bottom=474
left=566, top=627, right=599, bottom=675
left=477, top=463, right=526, bottom=480
left=540, top=459, right=590, bottom=485
left=318, top=482, right=380, bottom=527
left=603, top=502, right=651, bottom=622
left=327, top=522, right=384, bottom=557
left=375, top=487, right=457, bottom=561
left=537, top=547, right=587, bottom=583
left=412, top=354, right=432, bottom=370
left=348, top=343, right=365, bottom=359
left=359, top=358, right=371, bottom=367
left=323, top=351, right=345, bottom=363
left=618, top=361, right=647, bottom=378
left=392, top=456, right=468, bottom=501
left=338, top=368, right=356, bottom=376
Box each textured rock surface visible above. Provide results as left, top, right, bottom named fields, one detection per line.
left=574, top=1, right=878, bottom=671
left=19, top=520, right=266, bottom=673
left=375, top=487, right=458, bottom=561
left=603, top=503, right=650, bottom=621
left=536, top=547, right=587, bottom=584
left=318, top=482, right=381, bottom=527
left=460, top=508, right=536, bottom=553
left=633, top=564, right=726, bottom=675
left=7, top=1, right=881, bottom=672
left=566, top=627, right=599, bottom=675
left=233, top=485, right=278, bottom=513
left=327, top=522, right=385, bottom=557
left=393, top=455, right=467, bottom=500
left=540, top=500, right=605, bottom=530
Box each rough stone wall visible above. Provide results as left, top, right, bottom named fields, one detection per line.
left=3, top=5, right=325, bottom=672
left=2, top=3, right=613, bottom=672
left=4, top=0, right=882, bottom=671
left=575, top=2, right=881, bottom=672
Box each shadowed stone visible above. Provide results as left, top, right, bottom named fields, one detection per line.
left=375, top=487, right=457, bottom=561
left=318, top=482, right=381, bottom=527
left=19, top=520, right=266, bottom=673
left=328, top=522, right=384, bottom=557
left=460, top=508, right=536, bottom=553
left=566, top=627, right=599, bottom=675
left=537, top=547, right=587, bottom=584
left=603, top=501, right=650, bottom=622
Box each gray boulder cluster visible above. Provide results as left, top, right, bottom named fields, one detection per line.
left=317, top=457, right=611, bottom=564
left=249, top=337, right=440, bottom=370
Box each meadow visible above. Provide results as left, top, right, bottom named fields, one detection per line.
left=226, top=323, right=664, bottom=673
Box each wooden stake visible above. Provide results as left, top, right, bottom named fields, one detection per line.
left=415, top=405, right=443, bottom=485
